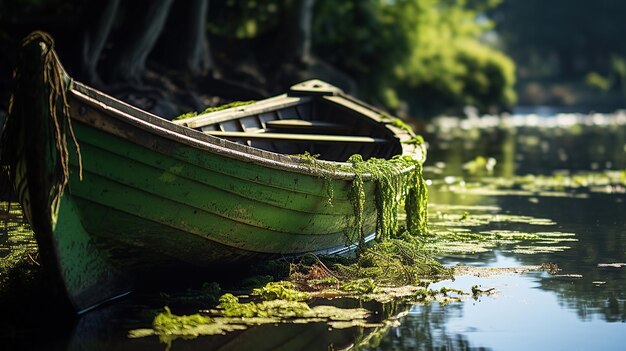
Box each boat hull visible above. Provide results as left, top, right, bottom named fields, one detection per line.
left=3, top=32, right=423, bottom=313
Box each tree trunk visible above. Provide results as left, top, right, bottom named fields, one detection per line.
left=80, top=0, right=120, bottom=86
left=111, top=0, right=174, bottom=84
left=279, top=0, right=315, bottom=64
left=153, top=0, right=212, bottom=75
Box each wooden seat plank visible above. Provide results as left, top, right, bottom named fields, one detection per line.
left=204, top=131, right=388, bottom=144
left=265, top=119, right=344, bottom=130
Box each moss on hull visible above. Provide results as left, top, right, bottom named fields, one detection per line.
left=172, top=100, right=256, bottom=120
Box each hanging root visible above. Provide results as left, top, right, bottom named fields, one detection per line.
left=0, top=31, right=82, bottom=217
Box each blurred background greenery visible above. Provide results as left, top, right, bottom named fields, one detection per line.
left=0, top=0, right=625, bottom=120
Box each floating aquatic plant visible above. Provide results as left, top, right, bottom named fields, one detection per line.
left=250, top=281, right=309, bottom=302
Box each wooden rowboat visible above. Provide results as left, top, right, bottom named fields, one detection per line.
left=0, top=33, right=426, bottom=313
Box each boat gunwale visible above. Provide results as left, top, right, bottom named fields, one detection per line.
left=69, top=81, right=420, bottom=181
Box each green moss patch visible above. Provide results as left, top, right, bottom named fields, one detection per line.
left=173, top=100, right=256, bottom=120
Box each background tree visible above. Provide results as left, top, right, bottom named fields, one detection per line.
left=0, top=0, right=517, bottom=119
left=313, top=0, right=516, bottom=115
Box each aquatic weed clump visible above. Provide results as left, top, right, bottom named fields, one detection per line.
left=251, top=281, right=310, bottom=301
left=217, top=293, right=311, bottom=318
left=287, top=238, right=451, bottom=290
left=333, top=237, right=452, bottom=286
left=153, top=306, right=213, bottom=335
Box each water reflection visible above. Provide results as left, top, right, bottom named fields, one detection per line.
left=384, top=113, right=626, bottom=350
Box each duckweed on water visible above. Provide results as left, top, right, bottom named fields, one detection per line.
left=130, top=290, right=373, bottom=344
left=128, top=306, right=246, bottom=348
left=426, top=204, right=577, bottom=255
left=217, top=293, right=311, bottom=318
left=434, top=170, right=626, bottom=198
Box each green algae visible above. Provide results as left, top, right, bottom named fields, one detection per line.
left=386, top=116, right=416, bottom=134
left=294, top=151, right=335, bottom=206
left=347, top=154, right=428, bottom=242
left=341, top=278, right=378, bottom=294
left=128, top=307, right=246, bottom=349
left=172, top=100, right=256, bottom=120
left=250, top=281, right=309, bottom=301
left=295, top=137, right=429, bottom=247
left=287, top=253, right=450, bottom=303
left=511, top=245, right=575, bottom=254
left=434, top=170, right=626, bottom=198
left=130, top=292, right=373, bottom=346
left=172, top=111, right=197, bottom=121
left=426, top=202, right=578, bottom=255
left=0, top=203, right=42, bottom=301
left=454, top=264, right=560, bottom=277
left=425, top=226, right=577, bottom=255
left=332, top=237, right=452, bottom=286
left=153, top=306, right=212, bottom=334
left=0, top=246, right=41, bottom=297
left=471, top=285, right=496, bottom=298
left=217, top=293, right=311, bottom=318
left=412, top=287, right=467, bottom=305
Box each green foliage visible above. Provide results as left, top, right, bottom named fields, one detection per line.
left=494, top=0, right=626, bottom=84
left=208, top=0, right=282, bottom=38
left=585, top=72, right=611, bottom=92
left=314, top=0, right=516, bottom=115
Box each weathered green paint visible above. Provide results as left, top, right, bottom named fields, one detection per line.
left=4, top=34, right=425, bottom=313
left=52, top=196, right=125, bottom=310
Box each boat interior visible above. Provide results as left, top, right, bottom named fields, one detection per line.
left=172, top=85, right=403, bottom=162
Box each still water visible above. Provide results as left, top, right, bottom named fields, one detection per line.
left=393, top=112, right=626, bottom=350
left=2, top=112, right=626, bottom=350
